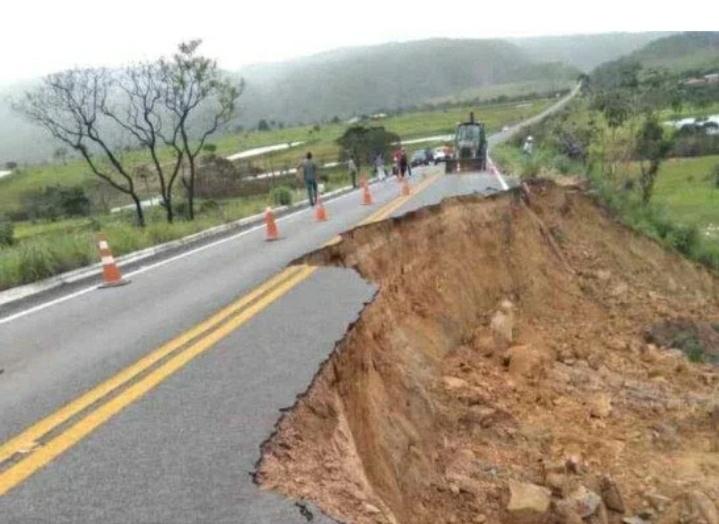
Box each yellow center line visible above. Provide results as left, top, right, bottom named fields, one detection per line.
left=0, top=169, right=443, bottom=497
left=0, top=265, right=318, bottom=497
left=0, top=265, right=305, bottom=465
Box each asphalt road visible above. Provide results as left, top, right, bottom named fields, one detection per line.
left=0, top=89, right=576, bottom=523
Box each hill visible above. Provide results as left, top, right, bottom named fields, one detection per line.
left=591, top=31, right=719, bottom=86
left=231, top=38, right=579, bottom=128
left=510, top=32, right=673, bottom=71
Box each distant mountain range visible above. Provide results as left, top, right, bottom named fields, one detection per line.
left=0, top=32, right=695, bottom=165
left=609, top=31, right=719, bottom=72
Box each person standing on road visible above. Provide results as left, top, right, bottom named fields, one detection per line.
left=347, top=156, right=358, bottom=188
left=299, top=152, right=319, bottom=206
left=399, top=148, right=409, bottom=179
left=375, top=153, right=387, bottom=181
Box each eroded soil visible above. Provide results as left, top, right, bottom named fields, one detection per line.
left=257, top=180, right=719, bottom=524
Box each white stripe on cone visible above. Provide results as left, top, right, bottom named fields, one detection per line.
left=99, top=241, right=109, bottom=250
left=101, top=256, right=115, bottom=265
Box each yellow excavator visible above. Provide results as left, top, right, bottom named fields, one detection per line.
left=445, top=112, right=487, bottom=174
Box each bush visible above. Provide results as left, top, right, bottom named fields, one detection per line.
left=270, top=186, right=293, bottom=207
left=666, top=224, right=700, bottom=256
left=520, top=157, right=542, bottom=179
left=199, top=200, right=220, bottom=213
left=552, top=154, right=573, bottom=174
left=22, top=185, right=91, bottom=221
left=0, top=215, right=14, bottom=246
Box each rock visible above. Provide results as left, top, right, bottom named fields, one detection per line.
left=363, top=503, right=381, bottom=515
left=645, top=492, right=671, bottom=512
left=500, top=299, right=514, bottom=314
left=622, top=518, right=647, bottom=524
left=565, top=456, right=587, bottom=475
left=491, top=310, right=514, bottom=345
left=473, top=514, right=487, bottom=523
left=449, top=483, right=460, bottom=495
left=596, top=269, right=612, bottom=281
left=506, top=480, right=552, bottom=523
left=442, top=376, right=469, bottom=390
left=555, top=500, right=584, bottom=524
left=476, top=335, right=496, bottom=357
left=545, top=472, right=565, bottom=495
left=589, top=393, right=613, bottom=419
left=600, top=476, right=625, bottom=513
left=566, top=485, right=602, bottom=518
left=689, top=490, right=719, bottom=524
left=610, top=282, right=629, bottom=297
left=597, top=502, right=610, bottom=524
left=505, top=344, right=551, bottom=379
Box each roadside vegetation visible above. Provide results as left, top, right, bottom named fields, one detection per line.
left=493, top=49, right=719, bottom=272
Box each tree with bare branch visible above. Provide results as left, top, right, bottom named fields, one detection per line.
left=101, top=62, right=185, bottom=222
left=158, top=40, right=243, bottom=219
left=13, top=68, right=148, bottom=226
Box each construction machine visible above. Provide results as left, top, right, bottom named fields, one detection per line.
left=445, top=112, right=487, bottom=174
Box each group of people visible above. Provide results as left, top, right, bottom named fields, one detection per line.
left=296, top=146, right=416, bottom=208
left=346, top=148, right=413, bottom=187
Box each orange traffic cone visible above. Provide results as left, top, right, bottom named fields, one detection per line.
left=97, top=234, right=129, bottom=288
left=315, top=195, right=328, bottom=221
left=402, top=179, right=411, bottom=196
left=265, top=207, right=279, bottom=241
left=362, top=179, right=374, bottom=206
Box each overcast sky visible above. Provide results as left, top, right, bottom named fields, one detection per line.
left=0, top=0, right=713, bottom=85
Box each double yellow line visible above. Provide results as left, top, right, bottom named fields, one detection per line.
left=0, top=172, right=439, bottom=497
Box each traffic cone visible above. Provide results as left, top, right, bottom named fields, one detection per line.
left=362, top=178, right=374, bottom=206
left=315, top=195, right=328, bottom=221
left=265, top=207, right=279, bottom=241
left=97, top=234, right=129, bottom=288
left=402, top=179, right=411, bottom=196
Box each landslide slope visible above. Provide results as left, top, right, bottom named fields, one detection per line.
left=258, top=180, right=719, bottom=524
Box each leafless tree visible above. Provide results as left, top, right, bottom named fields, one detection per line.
left=158, top=40, right=243, bottom=219
left=13, top=68, right=147, bottom=226
left=101, top=62, right=184, bottom=222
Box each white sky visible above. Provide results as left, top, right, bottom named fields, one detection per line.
left=0, top=0, right=714, bottom=85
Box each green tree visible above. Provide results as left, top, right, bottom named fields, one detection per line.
left=53, top=147, right=68, bottom=165
left=257, top=119, right=270, bottom=131
left=203, top=143, right=217, bottom=155
left=159, top=40, right=243, bottom=220
left=336, top=125, right=400, bottom=172
left=635, top=116, right=673, bottom=204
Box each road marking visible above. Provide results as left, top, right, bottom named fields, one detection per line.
left=0, top=265, right=318, bottom=497
left=0, top=265, right=305, bottom=465
left=0, top=186, right=366, bottom=327
left=0, top=171, right=442, bottom=496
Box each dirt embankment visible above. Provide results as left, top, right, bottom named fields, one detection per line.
left=257, top=180, right=719, bottom=524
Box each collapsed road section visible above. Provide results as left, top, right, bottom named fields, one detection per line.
left=257, top=180, right=719, bottom=524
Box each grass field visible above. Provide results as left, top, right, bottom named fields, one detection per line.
left=643, top=155, right=719, bottom=242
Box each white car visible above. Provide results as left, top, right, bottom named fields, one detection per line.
left=433, top=147, right=449, bottom=164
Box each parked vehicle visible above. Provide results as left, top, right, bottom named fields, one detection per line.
left=445, top=111, right=487, bottom=173
left=411, top=149, right=431, bottom=167
left=433, top=147, right=449, bottom=164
